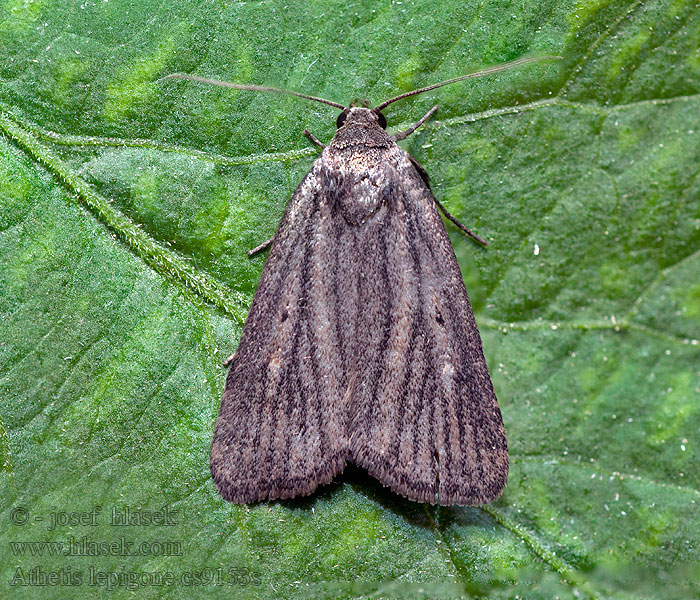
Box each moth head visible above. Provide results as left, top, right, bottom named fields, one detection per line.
left=336, top=106, right=387, bottom=130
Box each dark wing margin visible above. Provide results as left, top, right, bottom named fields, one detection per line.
left=348, top=153, right=508, bottom=505
left=211, top=160, right=348, bottom=503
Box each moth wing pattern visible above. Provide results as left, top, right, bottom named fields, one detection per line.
left=211, top=161, right=349, bottom=503
left=346, top=151, right=508, bottom=505
left=212, top=115, right=507, bottom=505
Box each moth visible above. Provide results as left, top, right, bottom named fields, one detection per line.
left=164, top=55, right=558, bottom=505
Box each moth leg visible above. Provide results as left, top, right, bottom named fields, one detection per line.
left=408, top=154, right=488, bottom=246
left=408, top=155, right=431, bottom=187
left=433, top=196, right=488, bottom=246
left=392, top=105, right=438, bottom=141
left=303, top=129, right=325, bottom=149
left=248, top=237, right=274, bottom=256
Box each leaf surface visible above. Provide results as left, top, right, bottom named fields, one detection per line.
left=1, top=1, right=699, bottom=598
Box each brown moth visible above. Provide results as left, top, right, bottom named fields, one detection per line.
left=164, top=55, right=558, bottom=505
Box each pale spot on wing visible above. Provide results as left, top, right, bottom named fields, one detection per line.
left=267, top=354, right=281, bottom=377
left=441, top=363, right=455, bottom=377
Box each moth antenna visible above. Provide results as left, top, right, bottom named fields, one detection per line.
left=374, top=55, right=563, bottom=112
left=159, top=73, right=346, bottom=110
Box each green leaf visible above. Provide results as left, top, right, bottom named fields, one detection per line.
left=1, top=1, right=699, bottom=598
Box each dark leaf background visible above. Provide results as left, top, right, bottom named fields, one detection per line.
left=1, top=1, right=699, bottom=598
